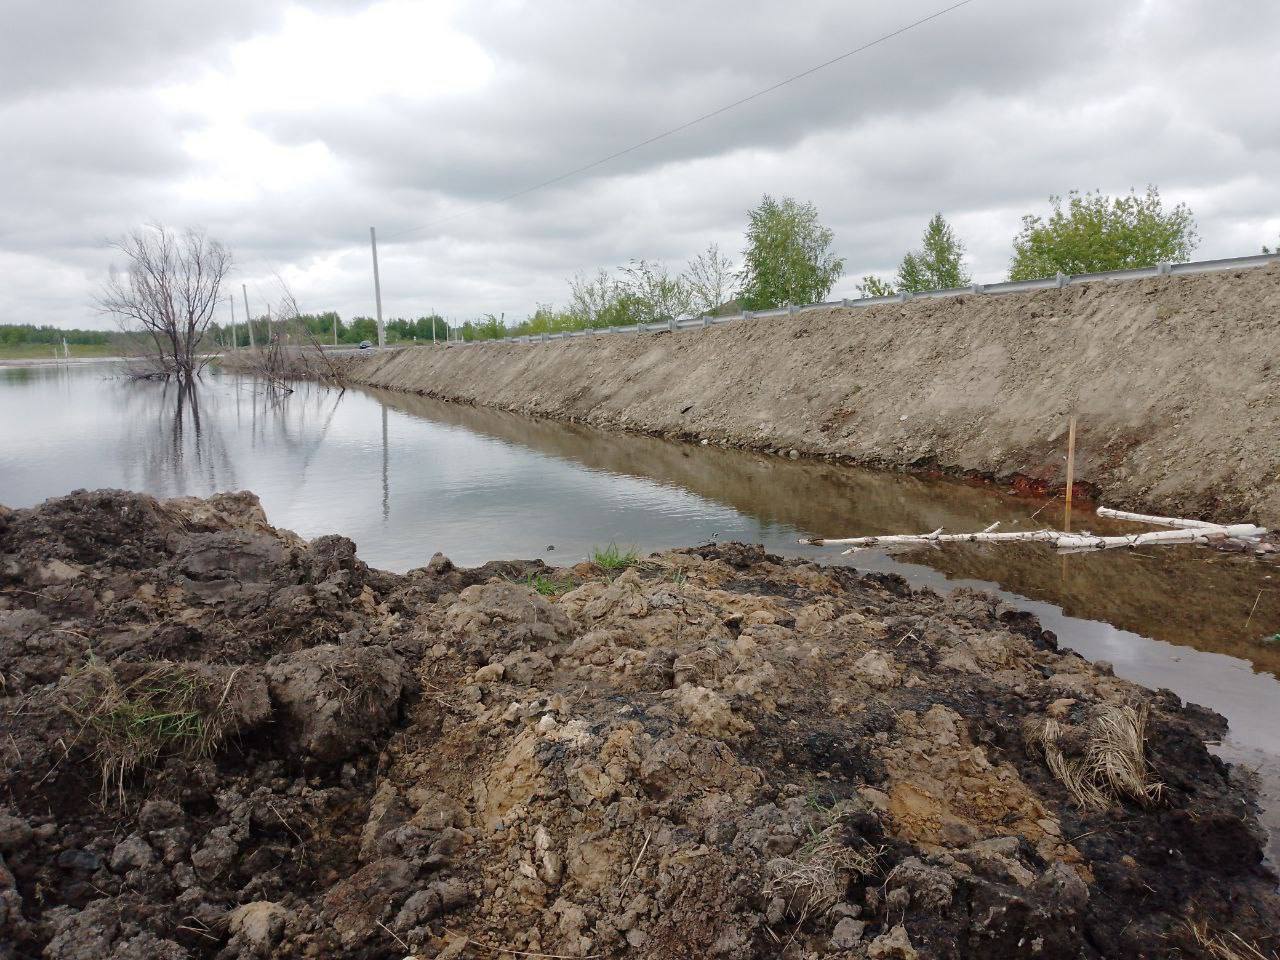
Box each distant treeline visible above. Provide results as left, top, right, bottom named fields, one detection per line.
left=0, top=324, right=114, bottom=346
left=206, top=312, right=450, bottom=348
left=62, top=186, right=1261, bottom=353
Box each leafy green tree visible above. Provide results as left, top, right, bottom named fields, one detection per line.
left=1009, top=187, right=1198, bottom=281
left=380, top=314, right=447, bottom=342
left=896, top=213, right=971, bottom=291
left=738, top=195, right=845, bottom=309
left=600, top=290, right=645, bottom=327
left=567, top=269, right=618, bottom=328
left=472, top=314, right=507, bottom=340
left=855, top=275, right=896, bottom=298
left=851, top=215, right=970, bottom=298
left=347, top=316, right=379, bottom=343
left=618, top=258, right=693, bottom=323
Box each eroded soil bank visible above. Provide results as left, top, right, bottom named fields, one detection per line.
left=335, top=264, right=1280, bottom=526
left=1, top=490, right=1277, bottom=959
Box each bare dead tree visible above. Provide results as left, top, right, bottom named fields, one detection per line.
left=238, top=276, right=348, bottom=393
left=273, top=276, right=348, bottom=390
left=96, top=224, right=232, bottom=381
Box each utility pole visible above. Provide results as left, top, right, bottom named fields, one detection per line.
left=370, top=226, right=386, bottom=348
left=242, top=284, right=255, bottom=349
left=228, top=296, right=237, bottom=350
left=332, top=312, right=338, bottom=347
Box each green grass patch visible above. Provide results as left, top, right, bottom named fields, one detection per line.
left=63, top=660, right=231, bottom=802
left=590, top=543, right=639, bottom=572
left=0, top=342, right=123, bottom=361
left=523, top=572, right=575, bottom=597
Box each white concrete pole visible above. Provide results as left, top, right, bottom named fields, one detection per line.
left=242, top=284, right=255, bottom=349
left=370, top=227, right=386, bottom=348
left=228, top=296, right=237, bottom=350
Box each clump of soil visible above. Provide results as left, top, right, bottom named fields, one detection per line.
left=1, top=490, right=1276, bottom=959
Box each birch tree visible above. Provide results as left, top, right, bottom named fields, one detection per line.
left=896, top=213, right=971, bottom=291
left=738, top=196, right=844, bottom=309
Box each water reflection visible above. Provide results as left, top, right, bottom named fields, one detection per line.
left=382, top=403, right=390, bottom=521
left=1, top=361, right=1277, bottom=861
left=368, top=388, right=1280, bottom=679
left=3, top=364, right=1275, bottom=680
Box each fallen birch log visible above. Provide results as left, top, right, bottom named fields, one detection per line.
left=801, top=521, right=1267, bottom=554
left=1095, top=507, right=1226, bottom=530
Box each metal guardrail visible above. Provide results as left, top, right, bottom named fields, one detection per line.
left=433, top=252, right=1280, bottom=347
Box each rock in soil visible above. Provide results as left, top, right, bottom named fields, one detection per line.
left=1, top=489, right=1276, bottom=959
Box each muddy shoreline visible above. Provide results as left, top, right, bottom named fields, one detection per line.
left=1, top=489, right=1277, bottom=958
left=237, top=264, right=1280, bottom=528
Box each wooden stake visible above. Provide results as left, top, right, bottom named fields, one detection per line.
left=1064, top=415, right=1077, bottom=532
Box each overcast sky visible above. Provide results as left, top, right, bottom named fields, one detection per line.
left=2, top=0, right=1277, bottom=330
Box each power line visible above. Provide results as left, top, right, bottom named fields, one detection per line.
left=383, top=0, right=978, bottom=241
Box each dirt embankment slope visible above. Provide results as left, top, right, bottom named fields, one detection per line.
left=349, top=265, right=1280, bottom=525
left=2, top=490, right=1278, bottom=958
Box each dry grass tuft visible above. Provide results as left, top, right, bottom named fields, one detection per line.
left=62, top=659, right=237, bottom=803
left=1025, top=703, right=1163, bottom=809
left=1186, top=919, right=1278, bottom=960
left=765, top=821, right=879, bottom=926
left=1089, top=703, right=1164, bottom=806
left=1025, top=716, right=1108, bottom=809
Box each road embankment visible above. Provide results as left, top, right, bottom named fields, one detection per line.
left=342, top=264, right=1280, bottom=524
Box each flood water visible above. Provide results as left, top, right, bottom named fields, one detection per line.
left=2, top=361, right=1278, bottom=861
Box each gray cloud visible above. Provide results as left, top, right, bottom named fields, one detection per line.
left=1, top=0, right=1277, bottom=330
left=0, top=1, right=285, bottom=99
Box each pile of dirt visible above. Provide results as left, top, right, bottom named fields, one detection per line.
left=1, top=490, right=1276, bottom=959
left=332, top=263, right=1280, bottom=526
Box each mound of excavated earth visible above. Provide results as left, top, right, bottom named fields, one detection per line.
left=1, top=490, right=1276, bottom=959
